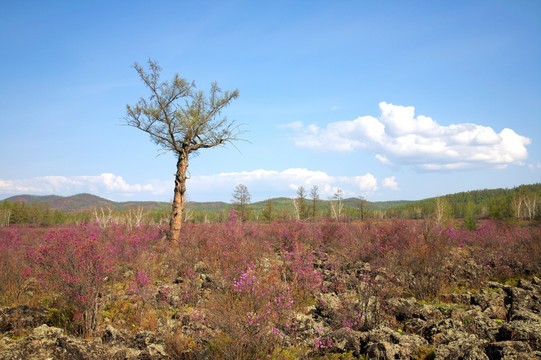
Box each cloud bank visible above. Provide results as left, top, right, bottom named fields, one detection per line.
left=0, top=173, right=167, bottom=200
left=1, top=169, right=398, bottom=202
left=195, top=169, right=404, bottom=200
left=286, top=102, right=531, bottom=170
left=187, top=168, right=389, bottom=199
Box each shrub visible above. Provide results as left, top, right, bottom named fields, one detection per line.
left=0, top=227, right=25, bottom=304
left=206, top=262, right=295, bottom=359
left=27, top=224, right=114, bottom=335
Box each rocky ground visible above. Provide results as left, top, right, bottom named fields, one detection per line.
left=1, top=271, right=540, bottom=360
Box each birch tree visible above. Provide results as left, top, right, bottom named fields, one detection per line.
left=294, top=186, right=308, bottom=220
left=330, top=188, right=344, bottom=221
left=310, top=185, right=319, bottom=219
left=511, top=195, right=524, bottom=219
left=524, top=193, right=538, bottom=221
left=0, top=207, right=11, bottom=227
left=433, top=196, right=450, bottom=225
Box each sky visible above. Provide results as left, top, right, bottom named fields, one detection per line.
left=1, top=0, right=540, bottom=203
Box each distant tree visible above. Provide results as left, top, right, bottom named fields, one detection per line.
left=523, top=193, right=538, bottom=221
left=292, top=199, right=300, bottom=220
left=373, top=209, right=386, bottom=219
left=40, top=205, right=53, bottom=225
left=232, top=184, right=251, bottom=221
left=463, top=201, right=477, bottom=231
left=357, top=195, right=368, bottom=220
left=310, top=185, right=320, bottom=219
left=262, top=198, right=274, bottom=222
left=125, top=60, right=242, bottom=242
left=53, top=209, right=65, bottom=225
left=511, top=194, right=524, bottom=219
left=93, top=207, right=113, bottom=229
left=293, top=186, right=309, bottom=220
left=0, top=201, right=12, bottom=227
left=433, top=196, right=451, bottom=225
left=412, top=206, right=423, bottom=219
left=488, top=196, right=512, bottom=220
left=330, top=188, right=344, bottom=221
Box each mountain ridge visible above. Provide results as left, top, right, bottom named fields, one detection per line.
left=3, top=193, right=411, bottom=213
left=3, top=193, right=168, bottom=212
left=4, top=182, right=539, bottom=214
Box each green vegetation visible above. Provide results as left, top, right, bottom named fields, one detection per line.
left=410, top=345, right=436, bottom=360
left=2, top=182, right=539, bottom=225
left=387, top=183, right=541, bottom=221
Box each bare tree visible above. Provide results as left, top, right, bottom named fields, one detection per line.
left=310, top=185, right=320, bottom=219
left=330, top=188, right=344, bottom=221
left=433, top=196, right=449, bottom=225
left=292, top=199, right=300, bottom=220
left=93, top=207, right=113, bottom=229
left=125, top=60, right=242, bottom=241
left=183, top=205, right=195, bottom=223
left=232, top=184, right=251, bottom=221
left=122, top=206, right=146, bottom=230
left=293, top=186, right=308, bottom=220
left=524, top=193, right=538, bottom=221
left=132, top=206, right=145, bottom=227
left=0, top=207, right=11, bottom=227
left=511, top=195, right=524, bottom=219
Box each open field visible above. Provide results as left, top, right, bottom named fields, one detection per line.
left=1, top=218, right=540, bottom=359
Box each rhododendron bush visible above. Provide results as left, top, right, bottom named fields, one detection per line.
left=0, top=218, right=539, bottom=356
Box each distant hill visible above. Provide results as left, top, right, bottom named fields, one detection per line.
left=3, top=193, right=412, bottom=214
left=250, top=197, right=411, bottom=213
left=342, top=198, right=411, bottom=210
left=6, top=183, right=539, bottom=216
left=3, top=193, right=169, bottom=212
left=388, top=183, right=541, bottom=217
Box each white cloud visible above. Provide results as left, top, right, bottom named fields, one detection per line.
left=355, top=173, right=378, bottom=192
left=528, top=162, right=541, bottom=170
left=382, top=176, right=399, bottom=190
left=188, top=168, right=338, bottom=197
left=0, top=173, right=166, bottom=199
left=1, top=170, right=399, bottom=202
left=284, top=102, right=531, bottom=170
left=188, top=168, right=394, bottom=199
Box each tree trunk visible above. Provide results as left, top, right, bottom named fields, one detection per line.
left=168, top=154, right=188, bottom=241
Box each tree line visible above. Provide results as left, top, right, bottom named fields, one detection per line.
left=387, top=183, right=541, bottom=223
left=0, top=200, right=65, bottom=226
left=2, top=183, right=539, bottom=227
left=230, top=183, right=541, bottom=224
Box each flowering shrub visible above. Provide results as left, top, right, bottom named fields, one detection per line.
left=0, top=227, right=25, bottom=304
left=207, top=262, right=295, bottom=358
left=467, top=221, right=541, bottom=280
left=27, top=224, right=114, bottom=334
left=2, top=217, right=540, bottom=356
left=283, top=240, right=323, bottom=304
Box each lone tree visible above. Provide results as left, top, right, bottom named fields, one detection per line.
left=262, top=198, right=274, bottom=222
left=357, top=195, right=367, bottom=220
left=232, top=184, right=251, bottom=221
left=293, top=186, right=308, bottom=220
left=125, top=60, right=242, bottom=241
left=310, top=185, right=320, bottom=219
left=329, top=188, right=344, bottom=221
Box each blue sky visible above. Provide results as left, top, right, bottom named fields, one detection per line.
left=1, top=0, right=540, bottom=203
